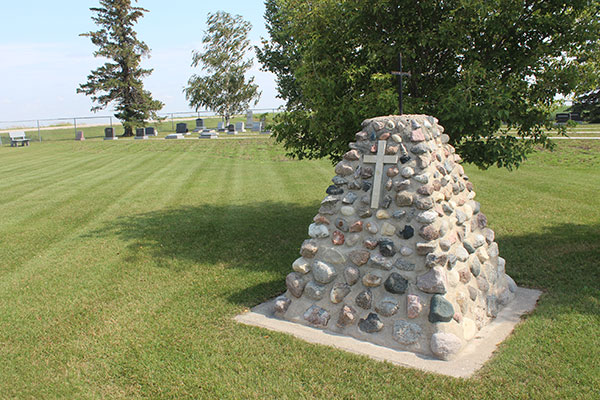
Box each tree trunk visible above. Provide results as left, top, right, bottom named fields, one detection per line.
left=123, top=125, right=133, bottom=137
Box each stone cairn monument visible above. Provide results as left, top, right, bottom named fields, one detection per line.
left=274, top=115, right=518, bottom=360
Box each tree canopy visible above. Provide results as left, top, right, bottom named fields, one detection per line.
left=257, top=0, right=600, bottom=169
left=185, top=11, right=261, bottom=127
left=78, top=0, right=163, bottom=136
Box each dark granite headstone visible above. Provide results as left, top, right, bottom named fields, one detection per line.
left=193, top=118, right=205, bottom=132
left=227, top=124, right=237, bottom=135
left=145, top=127, right=158, bottom=136
left=176, top=123, right=189, bottom=134
left=135, top=127, right=148, bottom=140
left=104, top=127, right=117, bottom=140
left=555, top=113, right=570, bottom=123
left=570, top=112, right=582, bottom=122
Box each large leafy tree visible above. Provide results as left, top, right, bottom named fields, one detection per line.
left=258, top=0, right=600, bottom=169
left=184, top=11, right=261, bottom=127
left=78, top=0, right=163, bottom=136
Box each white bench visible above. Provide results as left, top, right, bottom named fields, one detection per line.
left=9, top=131, right=30, bottom=147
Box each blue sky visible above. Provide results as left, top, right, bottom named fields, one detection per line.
left=0, top=0, right=282, bottom=122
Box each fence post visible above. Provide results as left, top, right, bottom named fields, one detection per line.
left=171, top=113, right=174, bottom=131
left=110, top=116, right=113, bottom=131
left=74, top=118, right=77, bottom=138
left=37, top=120, right=41, bottom=142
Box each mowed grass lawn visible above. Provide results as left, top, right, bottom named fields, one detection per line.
left=0, top=138, right=599, bottom=399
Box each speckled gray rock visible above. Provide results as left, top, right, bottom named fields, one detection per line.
left=384, top=272, right=409, bottom=294
left=349, top=250, right=370, bottom=266
left=417, top=266, right=447, bottom=294
left=358, top=313, right=384, bottom=333
left=344, top=266, right=360, bottom=286
left=312, top=261, right=337, bottom=284
left=309, top=223, right=330, bottom=238
left=286, top=272, right=307, bottom=298
left=330, top=283, right=351, bottom=303
left=274, top=295, right=291, bottom=314
left=355, top=289, right=373, bottom=309
left=322, top=248, right=345, bottom=265
left=300, top=240, right=318, bottom=258
left=375, top=297, right=400, bottom=317
left=304, top=305, right=330, bottom=327
left=369, top=254, right=394, bottom=270
left=431, top=332, right=462, bottom=360
left=417, top=210, right=437, bottom=224
left=304, top=281, right=326, bottom=300
left=393, top=320, right=423, bottom=345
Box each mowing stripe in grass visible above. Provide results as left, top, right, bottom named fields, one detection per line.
left=0, top=149, right=113, bottom=194
left=0, top=148, right=197, bottom=312
left=0, top=151, right=126, bottom=205
left=0, top=151, right=183, bottom=276
left=0, top=150, right=158, bottom=231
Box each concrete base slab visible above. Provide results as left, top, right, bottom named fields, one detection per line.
left=103, top=137, right=118, bottom=140
left=165, top=134, right=185, bottom=140
left=134, top=136, right=149, bottom=140
left=235, top=287, right=541, bottom=378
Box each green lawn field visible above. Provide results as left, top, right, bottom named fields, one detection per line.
left=0, top=138, right=599, bottom=398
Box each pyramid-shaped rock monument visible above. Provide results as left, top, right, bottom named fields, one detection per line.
left=274, top=115, right=518, bottom=360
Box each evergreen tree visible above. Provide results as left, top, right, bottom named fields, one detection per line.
left=78, top=0, right=163, bottom=136
left=185, top=11, right=260, bottom=128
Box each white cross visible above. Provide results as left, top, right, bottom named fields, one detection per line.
left=363, top=140, right=399, bottom=209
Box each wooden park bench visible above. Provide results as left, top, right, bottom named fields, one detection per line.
left=9, top=131, right=30, bottom=147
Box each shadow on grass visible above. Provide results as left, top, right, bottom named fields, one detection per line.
left=88, top=201, right=316, bottom=276
left=90, top=203, right=599, bottom=311
left=498, top=223, right=600, bottom=316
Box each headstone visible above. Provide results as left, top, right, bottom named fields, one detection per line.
left=217, top=122, right=225, bottom=132
left=145, top=127, right=158, bottom=137
left=555, top=113, right=570, bottom=123
left=75, top=131, right=85, bottom=141
left=251, top=121, right=263, bottom=132
left=104, top=127, right=117, bottom=140
left=176, top=123, right=189, bottom=134
left=235, top=122, right=245, bottom=132
left=570, top=112, right=582, bottom=122
left=165, top=133, right=185, bottom=140
left=275, top=114, right=518, bottom=361
left=135, top=127, right=148, bottom=140
left=227, top=124, right=237, bottom=135
left=193, top=118, right=205, bottom=132
left=199, top=130, right=219, bottom=139
left=246, top=110, right=253, bottom=125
